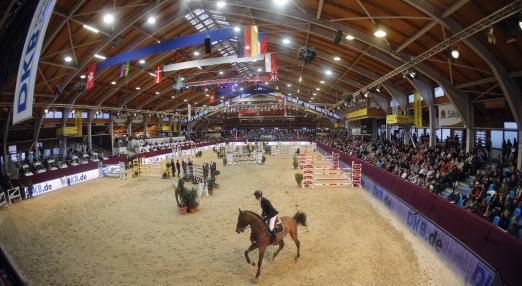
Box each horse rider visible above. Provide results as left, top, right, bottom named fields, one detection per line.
left=253, top=190, right=279, bottom=244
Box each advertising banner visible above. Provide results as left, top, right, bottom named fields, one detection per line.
left=29, top=169, right=100, bottom=197
left=346, top=108, right=367, bottom=119
left=438, top=104, right=463, bottom=127
left=13, top=0, right=57, bottom=124
left=386, top=114, right=412, bottom=125
left=361, top=177, right=496, bottom=286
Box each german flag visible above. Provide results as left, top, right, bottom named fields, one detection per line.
left=240, top=25, right=259, bottom=57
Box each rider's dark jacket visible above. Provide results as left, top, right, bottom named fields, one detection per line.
left=260, top=197, right=279, bottom=219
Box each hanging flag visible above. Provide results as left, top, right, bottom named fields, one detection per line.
left=274, top=91, right=282, bottom=102
left=414, top=91, right=422, bottom=128
left=241, top=25, right=259, bottom=57
left=86, top=64, right=96, bottom=90
left=208, top=90, right=216, bottom=105
left=259, top=32, right=268, bottom=55
left=264, top=53, right=279, bottom=82
left=174, top=75, right=184, bottom=91
left=75, top=110, right=83, bottom=137
left=154, top=65, right=163, bottom=84
left=13, top=0, right=57, bottom=125
left=120, top=61, right=130, bottom=78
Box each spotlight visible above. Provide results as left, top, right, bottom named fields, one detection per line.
left=80, top=75, right=86, bottom=79
left=374, top=28, right=387, bottom=38
left=219, top=71, right=224, bottom=75
left=282, top=38, right=291, bottom=45
left=450, top=46, right=459, bottom=59
left=487, top=26, right=496, bottom=45
left=103, top=13, right=115, bottom=24
left=299, top=76, right=302, bottom=82
left=94, top=54, right=106, bottom=60
left=376, top=85, right=381, bottom=93
left=96, top=110, right=100, bottom=115
left=147, top=16, right=156, bottom=25
left=64, top=56, right=72, bottom=63
left=408, top=70, right=417, bottom=79
left=216, top=1, right=226, bottom=9
left=287, top=83, right=291, bottom=87
left=111, top=81, right=116, bottom=85
left=136, top=87, right=141, bottom=90
left=155, top=91, right=160, bottom=95
left=139, top=59, right=146, bottom=64
left=345, top=34, right=354, bottom=40
left=83, top=24, right=99, bottom=33
left=193, top=51, right=200, bottom=56
left=363, top=90, right=369, bottom=98
left=72, top=109, right=76, bottom=114
left=234, top=26, right=241, bottom=32
left=325, top=70, right=332, bottom=76
left=44, top=109, right=48, bottom=114
left=333, top=56, right=341, bottom=61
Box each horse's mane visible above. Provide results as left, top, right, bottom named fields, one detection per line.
left=243, top=210, right=266, bottom=228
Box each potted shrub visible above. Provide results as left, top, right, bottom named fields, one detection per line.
left=295, top=173, right=304, bottom=187
left=293, top=156, right=299, bottom=169
left=208, top=176, right=215, bottom=196
left=262, top=155, right=266, bottom=164
left=184, top=188, right=199, bottom=213
left=175, top=180, right=188, bottom=215
left=162, top=172, right=169, bottom=179
left=211, top=170, right=220, bottom=176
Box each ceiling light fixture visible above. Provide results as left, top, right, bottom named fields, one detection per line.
left=234, top=26, right=241, bottom=32
left=320, top=81, right=325, bottom=84
left=216, top=1, right=226, bottom=9
left=287, top=83, right=291, bottom=87
left=299, top=76, right=302, bottom=82
left=193, top=51, right=200, bottom=56
left=219, top=71, right=224, bottom=75
left=103, top=13, right=115, bottom=24
left=136, top=87, right=141, bottom=90
left=333, top=56, right=341, bottom=61
left=64, top=56, right=72, bottom=63
left=316, top=87, right=321, bottom=91
left=257, top=68, right=262, bottom=72
left=94, top=54, right=106, bottom=60
left=44, top=109, right=48, bottom=114
left=450, top=46, right=460, bottom=59
left=184, top=99, right=188, bottom=102
left=80, top=75, right=86, bottom=79
left=111, top=81, right=116, bottom=85
left=273, top=0, right=289, bottom=6
left=345, top=34, right=354, bottom=40
left=147, top=16, right=156, bottom=25
left=374, top=28, right=387, bottom=38
left=139, top=59, right=146, bottom=64
left=282, top=38, right=291, bottom=45
left=325, top=70, right=332, bottom=76
left=155, top=92, right=160, bottom=95
left=83, top=24, right=99, bottom=33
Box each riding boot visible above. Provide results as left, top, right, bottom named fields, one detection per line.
left=270, top=230, right=277, bottom=244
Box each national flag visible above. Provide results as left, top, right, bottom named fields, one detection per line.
left=120, top=61, right=130, bottom=78
left=174, top=75, right=184, bottom=91
left=241, top=25, right=259, bottom=57
left=86, top=64, right=96, bottom=90
left=154, top=65, right=163, bottom=84
left=259, top=32, right=268, bottom=55
left=264, top=53, right=279, bottom=82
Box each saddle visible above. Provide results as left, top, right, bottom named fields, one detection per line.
left=267, top=217, right=283, bottom=234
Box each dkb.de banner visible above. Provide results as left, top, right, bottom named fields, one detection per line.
left=361, top=177, right=496, bottom=286
left=13, top=0, right=57, bottom=125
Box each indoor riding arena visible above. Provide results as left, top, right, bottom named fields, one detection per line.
left=0, top=1, right=521, bottom=286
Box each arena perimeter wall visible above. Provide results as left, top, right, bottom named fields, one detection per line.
left=317, top=143, right=522, bottom=286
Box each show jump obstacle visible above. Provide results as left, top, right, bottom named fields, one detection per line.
left=300, top=152, right=361, bottom=188
left=0, top=187, right=21, bottom=208
left=225, top=144, right=262, bottom=166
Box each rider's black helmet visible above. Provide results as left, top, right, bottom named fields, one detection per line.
left=253, top=190, right=262, bottom=198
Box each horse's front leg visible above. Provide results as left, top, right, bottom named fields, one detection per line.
left=244, top=243, right=257, bottom=266
left=255, top=246, right=266, bottom=278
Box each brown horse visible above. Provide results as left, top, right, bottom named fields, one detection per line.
left=236, top=209, right=307, bottom=278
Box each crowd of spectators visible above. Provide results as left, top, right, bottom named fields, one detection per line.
left=319, top=135, right=522, bottom=238
left=221, top=128, right=317, bottom=141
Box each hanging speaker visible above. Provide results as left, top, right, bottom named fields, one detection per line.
left=204, top=37, right=211, bottom=54
left=333, top=29, right=342, bottom=45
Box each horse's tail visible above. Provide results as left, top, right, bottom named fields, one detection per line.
left=293, top=211, right=307, bottom=226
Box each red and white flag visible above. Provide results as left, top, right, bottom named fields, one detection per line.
left=154, top=65, right=163, bottom=84
left=264, top=53, right=279, bottom=82
left=86, top=64, right=96, bottom=90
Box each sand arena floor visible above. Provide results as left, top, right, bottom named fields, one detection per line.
left=0, top=151, right=463, bottom=285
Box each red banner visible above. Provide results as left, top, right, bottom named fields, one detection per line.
left=154, top=65, right=163, bottom=84
left=86, top=64, right=96, bottom=90
left=185, top=76, right=270, bottom=87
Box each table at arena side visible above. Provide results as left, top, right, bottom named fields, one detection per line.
left=316, top=142, right=522, bottom=286
left=13, top=156, right=128, bottom=185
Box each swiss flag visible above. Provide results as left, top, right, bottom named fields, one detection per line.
left=154, top=65, right=163, bottom=84
left=86, top=64, right=96, bottom=90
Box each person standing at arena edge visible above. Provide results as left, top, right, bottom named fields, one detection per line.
left=253, top=190, right=279, bottom=244
left=176, top=160, right=181, bottom=177
left=182, top=159, right=187, bottom=178
left=170, top=158, right=176, bottom=178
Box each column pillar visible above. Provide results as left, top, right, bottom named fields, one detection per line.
left=109, top=118, right=115, bottom=156
left=63, top=108, right=70, bottom=158
left=156, top=118, right=161, bottom=137
left=403, top=127, right=411, bottom=145
left=429, top=106, right=436, bottom=147
left=466, top=128, right=474, bottom=153
left=143, top=115, right=150, bottom=138
left=168, top=117, right=173, bottom=137
left=385, top=124, right=392, bottom=141
left=371, top=119, right=378, bottom=140
left=87, top=112, right=94, bottom=152
left=517, top=129, right=522, bottom=171
left=127, top=121, right=133, bottom=137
